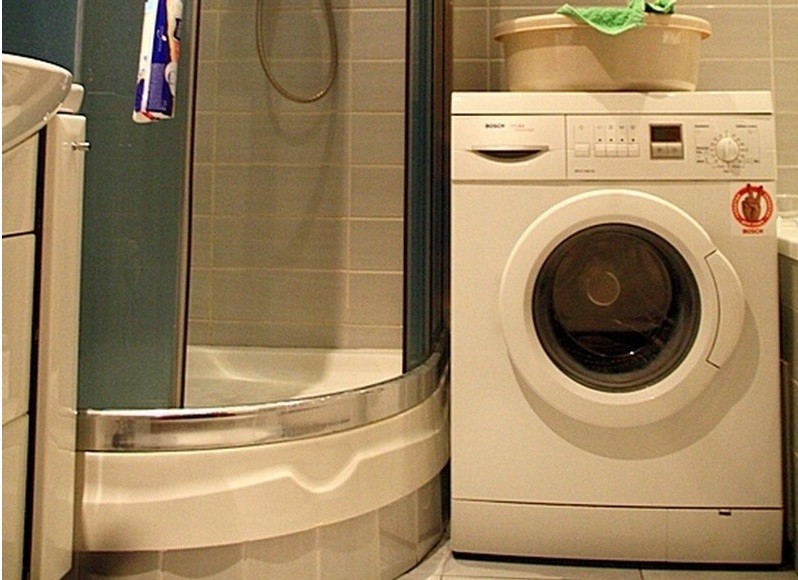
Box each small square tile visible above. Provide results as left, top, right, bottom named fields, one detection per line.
left=319, top=512, right=381, bottom=580
left=380, top=491, right=419, bottom=579
left=399, top=541, right=450, bottom=579
left=245, top=529, right=318, bottom=580
left=162, top=544, right=245, bottom=579
left=444, top=553, right=643, bottom=579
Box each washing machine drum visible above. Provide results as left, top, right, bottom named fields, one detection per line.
left=499, top=189, right=745, bottom=428
left=534, top=223, right=700, bottom=393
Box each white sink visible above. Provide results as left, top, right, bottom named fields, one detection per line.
left=3, top=54, right=73, bottom=153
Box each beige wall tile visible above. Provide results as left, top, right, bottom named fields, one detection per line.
left=212, top=270, right=347, bottom=324
left=350, top=10, right=406, bottom=60
left=351, top=61, right=406, bottom=113
left=351, top=113, right=404, bottom=165
left=191, top=164, right=213, bottom=215
left=777, top=114, right=798, bottom=167
left=773, top=6, right=798, bottom=59
left=347, top=272, right=403, bottom=326
left=453, top=8, right=488, bottom=60
left=351, top=167, right=404, bottom=218
left=688, top=7, right=770, bottom=59
left=696, top=60, right=771, bottom=92
left=775, top=60, right=798, bottom=112
left=190, top=216, right=213, bottom=268
left=350, top=219, right=404, bottom=271
left=212, top=217, right=347, bottom=270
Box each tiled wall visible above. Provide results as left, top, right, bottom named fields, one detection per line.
left=189, top=0, right=407, bottom=350
left=191, top=0, right=798, bottom=352
left=451, top=0, right=798, bottom=202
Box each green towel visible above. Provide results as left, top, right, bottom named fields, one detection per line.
left=556, top=0, right=676, bottom=35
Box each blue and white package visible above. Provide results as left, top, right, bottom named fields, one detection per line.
left=133, top=0, right=183, bottom=123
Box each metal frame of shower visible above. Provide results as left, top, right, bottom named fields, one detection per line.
left=404, top=0, right=450, bottom=372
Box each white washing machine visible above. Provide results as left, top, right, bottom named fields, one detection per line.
left=450, top=91, right=783, bottom=564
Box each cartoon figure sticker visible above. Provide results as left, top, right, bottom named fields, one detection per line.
left=731, top=184, right=773, bottom=235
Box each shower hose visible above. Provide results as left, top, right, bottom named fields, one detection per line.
left=255, top=0, right=339, bottom=103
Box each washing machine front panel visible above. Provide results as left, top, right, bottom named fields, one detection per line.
left=498, top=188, right=744, bottom=428
left=450, top=93, right=782, bottom=562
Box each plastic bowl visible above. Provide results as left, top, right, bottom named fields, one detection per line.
left=494, top=13, right=711, bottom=92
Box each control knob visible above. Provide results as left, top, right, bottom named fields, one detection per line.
left=714, top=136, right=740, bottom=163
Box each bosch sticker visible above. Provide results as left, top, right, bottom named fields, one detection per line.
left=731, top=184, right=773, bottom=235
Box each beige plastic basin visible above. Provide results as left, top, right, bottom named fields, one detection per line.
left=494, top=13, right=711, bottom=92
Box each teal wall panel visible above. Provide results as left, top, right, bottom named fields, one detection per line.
left=2, top=0, right=80, bottom=73
left=76, top=0, right=192, bottom=408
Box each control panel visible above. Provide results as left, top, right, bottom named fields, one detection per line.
left=451, top=112, right=776, bottom=182
left=567, top=115, right=775, bottom=180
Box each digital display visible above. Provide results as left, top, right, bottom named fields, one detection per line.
left=650, top=124, right=682, bottom=143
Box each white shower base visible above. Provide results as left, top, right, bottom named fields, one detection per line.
left=74, top=347, right=448, bottom=579
left=184, top=345, right=403, bottom=407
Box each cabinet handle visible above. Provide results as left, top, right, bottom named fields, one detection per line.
left=70, top=141, right=91, bottom=152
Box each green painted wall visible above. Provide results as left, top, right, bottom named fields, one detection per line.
left=76, top=0, right=192, bottom=408
left=2, top=1, right=80, bottom=72
left=4, top=1, right=190, bottom=409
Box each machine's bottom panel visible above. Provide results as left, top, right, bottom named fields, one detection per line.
left=451, top=499, right=782, bottom=564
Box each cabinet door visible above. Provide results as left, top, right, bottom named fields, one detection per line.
left=31, top=114, right=86, bottom=580
left=2, top=235, right=35, bottom=425
left=1, top=134, right=38, bottom=235
left=2, top=415, right=29, bottom=580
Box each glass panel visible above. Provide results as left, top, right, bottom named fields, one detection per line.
left=533, top=224, right=700, bottom=392
left=182, top=0, right=442, bottom=408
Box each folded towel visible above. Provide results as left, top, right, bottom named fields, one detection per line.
left=556, top=0, right=676, bottom=35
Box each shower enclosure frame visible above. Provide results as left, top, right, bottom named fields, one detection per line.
left=76, top=0, right=451, bottom=445
left=73, top=5, right=450, bottom=575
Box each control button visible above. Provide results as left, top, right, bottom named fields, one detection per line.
left=606, top=144, right=618, bottom=157
left=628, top=143, right=640, bottom=157
left=594, top=124, right=606, bottom=144
left=617, top=124, right=628, bottom=144
left=651, top=143, right=668, bottom=158
left=575, top=143, right=590, bottom=157
left=715, top=136, right=740, bottom=163
left=595, top=144, right=607, bottom=157
left=574, top=122, right=590, bottom=145
left=616, top=144, right=629, bottom=157
left=628, top=124, right=638, bottom=143
left=650, top=143, right=684, bottom=159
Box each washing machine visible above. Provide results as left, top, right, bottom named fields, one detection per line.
left=450, top=91, right=783, bottom=564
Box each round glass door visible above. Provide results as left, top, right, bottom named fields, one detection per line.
left=533, top=224, right=701, bottom=393
left=498, top=189, right=745, bottom=428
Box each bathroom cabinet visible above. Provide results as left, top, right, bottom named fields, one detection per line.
left=2, top=107, right=86, bottom=579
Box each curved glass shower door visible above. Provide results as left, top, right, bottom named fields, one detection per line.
left=181, top=0, right=447, bottom=408
left=74, top=0, right=446, bottom=414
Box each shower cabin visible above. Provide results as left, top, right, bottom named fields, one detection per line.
left=72, top=1, right=449, bottom=578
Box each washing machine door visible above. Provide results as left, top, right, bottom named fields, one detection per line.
left=499, top=189, right=744, bottom=428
